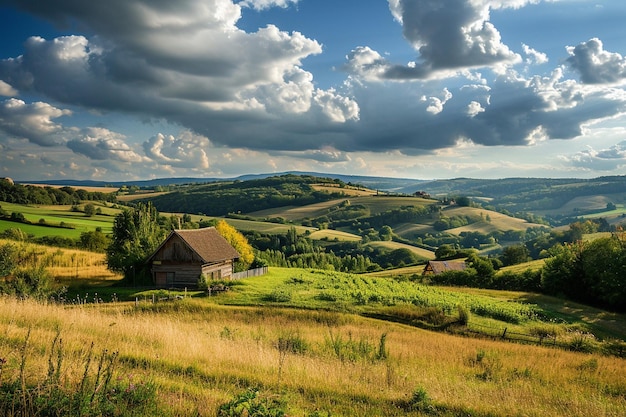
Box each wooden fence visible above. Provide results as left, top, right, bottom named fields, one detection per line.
left=232, top=266, right=268, bottom=280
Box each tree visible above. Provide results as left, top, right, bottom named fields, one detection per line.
left=379, top=225, right=393, bottom=241
left=0, top=243, right=17, bottom=277
left=214, top=220, right=254, bottom=272
left=500, top=245, right=530, bottom=266
left=466, top=253, right=495, bottom=287
left=84, top=203, right=96, bottom=217
left=435, top=244, right=457, bottom=260
left=79, top=228, right=109, bottom=252
left=106, top=202, right=166, bottom=283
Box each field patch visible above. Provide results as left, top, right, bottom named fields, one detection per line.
left=247, top=198, right=349, bottom=221
left=0, top=202, right=117, bottom=238
left=442, top=206, right=544, bottom=234
left=308, top=229, right=361, bottom=241
left=366, top=241, right=435, bottom=260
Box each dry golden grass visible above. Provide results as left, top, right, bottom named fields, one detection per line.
left=0, top=238, right=120, bottom=282
left=116, top=191, right=171, bottom=202
left=443, top=206, right=545, bottom=235
left=0, top=298, right=623, bottom=416
left=366, top=241, right=435, bottom=259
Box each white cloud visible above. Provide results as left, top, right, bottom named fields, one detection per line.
left=238, top=0, right=299, bottom=11
left=0, top=98, right=71, bottom=146
left=143, top=131, right=210, bottom=170
left=381, top=0, right=522, bottom=80
left=424, top=88, right=453, bottom=114
left=0, top=0, right=354, bottom=150
left=566, top=38, right=626, bottom=84
left=522, top=43, right=548, bottom=65
left=343, top=46, right=391, bottom=82
left=467, top=101, right=485, bottom=117
left=67, top=128, right=146, bottom=163
left=313, top=89, right=360, bottom=123
left=563, top=141, right=626, bottom=171
left=0, top=81, right=17, bottom=97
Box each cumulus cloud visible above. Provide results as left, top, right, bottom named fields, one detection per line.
left=564, top=141, right=626, bottom=171
left=341, top=66, right=626, bottom=152
left=374, top=0, right=522, bottom=80
left=1, top=0, right=626, bottom=181
left=67, top=128, right=146, bottom=163
left=0, top=0, right=356, bottom=152
left=238, top=0, right=299, bottom=10
left=143, top=131, right=210, bottom=169
left=566, top=38, right=626, bottom=84
left=0, top=98, right=70, bottom=146
left=522, top=44, right=548, bottom=65
left=423, top=88, right=453, bottom=114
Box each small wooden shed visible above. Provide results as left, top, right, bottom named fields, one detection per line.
left=148, top=228, right=240, bottom=288
left=422, top=260, right=467, bottom=276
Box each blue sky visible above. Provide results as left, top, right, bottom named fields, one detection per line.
left=1, top=0, right=626, bottom=182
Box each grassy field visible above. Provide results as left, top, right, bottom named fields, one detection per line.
left=365, top=241, right=435, bottom=260
left=247, top=198, right=349, bottom=221
left=308, top=228, right=362, bottom=241
left=443, top=206, right=545, bottom=235
left=0, top=286, right=624, bottom=416
left=311, top=183, right=378, bottom=196
left=2, top=241, right=626, bottom=416
left=0, top=201, right=118, bottom=238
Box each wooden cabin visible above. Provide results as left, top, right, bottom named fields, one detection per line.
left=422, top=260, right=467, bottom=276
left=148, top=228, right=240, bottom=288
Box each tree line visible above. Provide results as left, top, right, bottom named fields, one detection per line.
left=0, top=179, right=116, bottom=205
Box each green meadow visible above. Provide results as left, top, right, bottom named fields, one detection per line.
left=0, top=202, right=117, bottom=238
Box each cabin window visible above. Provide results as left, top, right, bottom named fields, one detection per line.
left=166, top=272, right=175, bottom=285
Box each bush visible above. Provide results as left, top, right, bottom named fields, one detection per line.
left=0, top=267, right=62, bottom=301
left=406, top=386, right=434, bottom=413
left=457, top=305, right=470, bottom=326
left=218, top=388, right=285, bottom=417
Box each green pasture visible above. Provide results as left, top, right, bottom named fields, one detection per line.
left=347, top=195, right=435, bottom=215
left=216, top=267, right=626, bottom=341
left=0, top=201, right=117, bottom=238
left=179, top=213, right=317, bottom=235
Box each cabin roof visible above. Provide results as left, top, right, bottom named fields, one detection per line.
left=149, top=227, right=240, bottom=264
left=423, top=260, right=467, bottom=275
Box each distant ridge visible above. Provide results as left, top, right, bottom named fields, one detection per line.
left=18, top=171, right=428, bottom=192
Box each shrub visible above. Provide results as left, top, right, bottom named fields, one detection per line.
left=277, top=332, right=308, bottom=355
left=264, top=289, right=292, bottom=303
left=406, top=386, right=434, bottom=412
left=218, top=388, right=285, bottom=417
left=457, top=304, right=470, bottom=326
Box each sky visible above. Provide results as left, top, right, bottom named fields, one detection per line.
left=1, top=0, right=626, bottom=182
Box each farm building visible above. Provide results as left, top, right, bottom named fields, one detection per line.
left=148, top=228, right=240, bottom=288
left=422, top=260, right=467, bottom=275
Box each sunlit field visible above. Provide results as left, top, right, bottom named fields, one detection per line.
left=0, top=297, right=624, bottom=416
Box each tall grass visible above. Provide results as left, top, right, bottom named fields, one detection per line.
left=0, top=298, right=624, bottom=416
left=0, top=238, right=118, bottom=282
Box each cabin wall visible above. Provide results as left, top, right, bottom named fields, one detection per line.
left=152, top=262, right=203, bottom=288
left=152, top=260, right=235, bottom=288
left=201, top=260, right=235, bottom=280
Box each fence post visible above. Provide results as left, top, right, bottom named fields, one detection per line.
left=502, top=328, right=508, bottom=339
